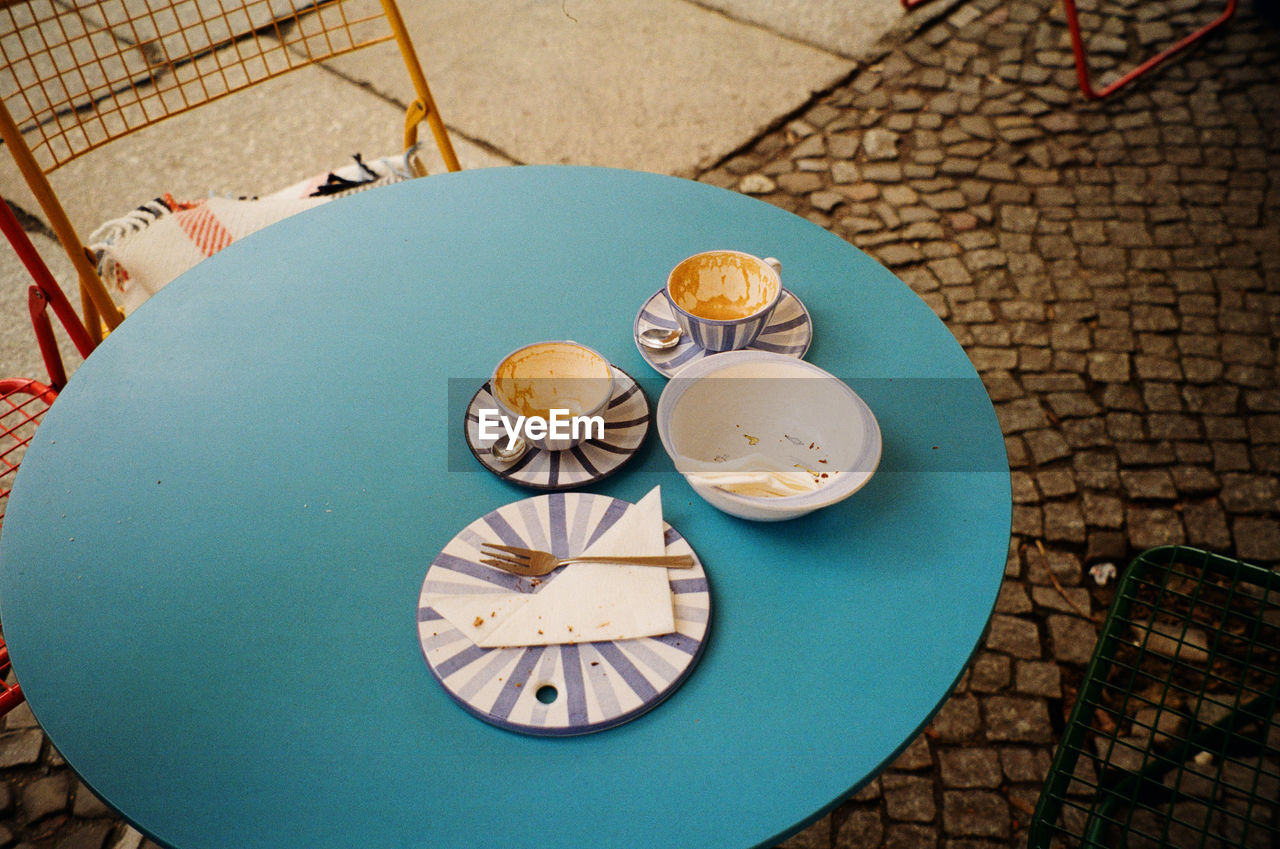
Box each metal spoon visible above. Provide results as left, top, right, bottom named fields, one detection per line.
left=638, top=326, right=682, bottom=350
left=489, top=437, right=528, bottom=464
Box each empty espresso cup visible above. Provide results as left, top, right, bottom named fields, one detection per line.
left=490, top=341, right=614, bottom=452
left=664, top=250, right=783, bottom=352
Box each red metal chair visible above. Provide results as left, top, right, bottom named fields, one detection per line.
left=0, top=377, right=56, bottom=714
left=0, top=197, right=92, bottom=513
left=900, top=0, right=1236, bottom=100
left=0, top=198, right=99, bottom=715
left=1062, top=0, right=1237, bottom=100
left=0, top=626, right=25, bottom=715
left=0, top=377, right=56, bottom=526
left=1, top=199, right=77, bottom=526
left=2, top=199, right=96, bottom=390
left=2, top=196, right=96, bottom=520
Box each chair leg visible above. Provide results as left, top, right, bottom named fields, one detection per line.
left=381, top=0, right=462, bottom=174
left=0, top=105, right=125, bottom=335
left=28, top=288, right=67, bottom=390
left=1, top=197, right=98, bottom=381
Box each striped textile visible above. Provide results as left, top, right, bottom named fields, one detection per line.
left=91, top=194, right=325, bottom=314
left=89, top=149, right=420, bottom=315
left=173, top=202, right=236, bottom=256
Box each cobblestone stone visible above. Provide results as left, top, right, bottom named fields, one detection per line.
left=0, top=728, right=43, bottom=769
left=71, top=781, right=111, bottom=819
left=1030, top=585, right=1091, bottom=616
left=1127, top=505, right=1188, bottom=548
left=1000, top=747, right=1052, bottom=785
left=22, top=773, right=70, bottom=822
left=982, top=695, right=1054, bottom=743
left=967, top=652, right=1011, bottom=694
left=1046, top=614, right=1098, bottom=665
left=928, top=693, right=982, bottom=742
left=994, top=582, right=1032, bottom=614
left=882, top=774, right=936, bottom=822
left=836, top=810, right=884, bottom=849
left=883, top=824, right=937, bottom=849
left=984, top=614, right=1042, bottom=658
left=1014, top=659, right=1062, bottom=697
left=937, top=749, right=1002, bottom=789
left=1233, top=517, right=1280, bottom=561
left=941, top=791, right=1010, bottom=838
left=890, top=734, right=933, bottom=772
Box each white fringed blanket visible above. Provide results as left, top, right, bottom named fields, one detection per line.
left=89, top=149, right=421, bottom=314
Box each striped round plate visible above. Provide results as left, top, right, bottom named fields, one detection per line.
left=463, top=365, right=649, bottom=490
left=633, top=287, right=812, bottom=378
left=417, top=492, right=711, bottom=736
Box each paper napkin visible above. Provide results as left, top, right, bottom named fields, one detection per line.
left=423, top=487, right=676, bottom=647
left=683, top=470, right=824, bottom=497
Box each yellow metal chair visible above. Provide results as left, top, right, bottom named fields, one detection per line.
left=0, top=0, right=459, bottom=340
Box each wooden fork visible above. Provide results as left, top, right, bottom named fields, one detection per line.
left=479, top=543, right=695, bottom=577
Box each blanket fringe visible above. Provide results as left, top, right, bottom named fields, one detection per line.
left=88, top=196, right=175, bottom=246
left=309, top=145, right=421, bottom=196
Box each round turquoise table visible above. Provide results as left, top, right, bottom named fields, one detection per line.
left=0, top=166, right=1009, bottom=849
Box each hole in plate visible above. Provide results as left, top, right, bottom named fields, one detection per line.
left=536, top=684, right=558, bottom=704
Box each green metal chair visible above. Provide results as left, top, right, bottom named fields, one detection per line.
left=1030, top=546, right=1279, bottom=848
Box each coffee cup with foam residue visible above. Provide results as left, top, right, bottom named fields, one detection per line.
left=663, top=250, right=783, bottom=353
left=490, top=341, right=614, bottom=452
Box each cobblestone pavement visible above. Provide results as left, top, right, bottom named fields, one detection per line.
left=696, top=0, right=1279, bottom=846
left=3, top=0, right=1279, bottom=846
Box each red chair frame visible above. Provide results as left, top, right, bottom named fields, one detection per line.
left=2, top=199, right=96, bottom=389
left=900, top=0, right=1236, bottom=100
left=0, top=632, right=25, bottom=715
left=0, top=198, right=91, bottom=717
left=0, top=377, right=55, bottom=714
left=1062, top=0, right=1237, bottom=100
left=1, top=378, right=56, bottom=524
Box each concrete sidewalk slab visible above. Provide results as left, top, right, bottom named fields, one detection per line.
left=0, top=0, right=150, bottom=128
left=324, top=0, right=853, bottom=174
left=695, top=0, right=906, bottom=59
left=0, top=59, right=508, bottom=246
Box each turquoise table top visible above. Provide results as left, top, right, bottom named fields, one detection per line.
left=0, top=166, right=1010, bottom=849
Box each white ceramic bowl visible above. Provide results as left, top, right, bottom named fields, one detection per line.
left=656, top=351, right=882, bottom=521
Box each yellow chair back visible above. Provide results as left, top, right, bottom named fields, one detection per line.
left=0, top=0, right=459, bottom=337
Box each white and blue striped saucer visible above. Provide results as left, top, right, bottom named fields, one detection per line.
left=633, top=287, right=813, bottom=378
